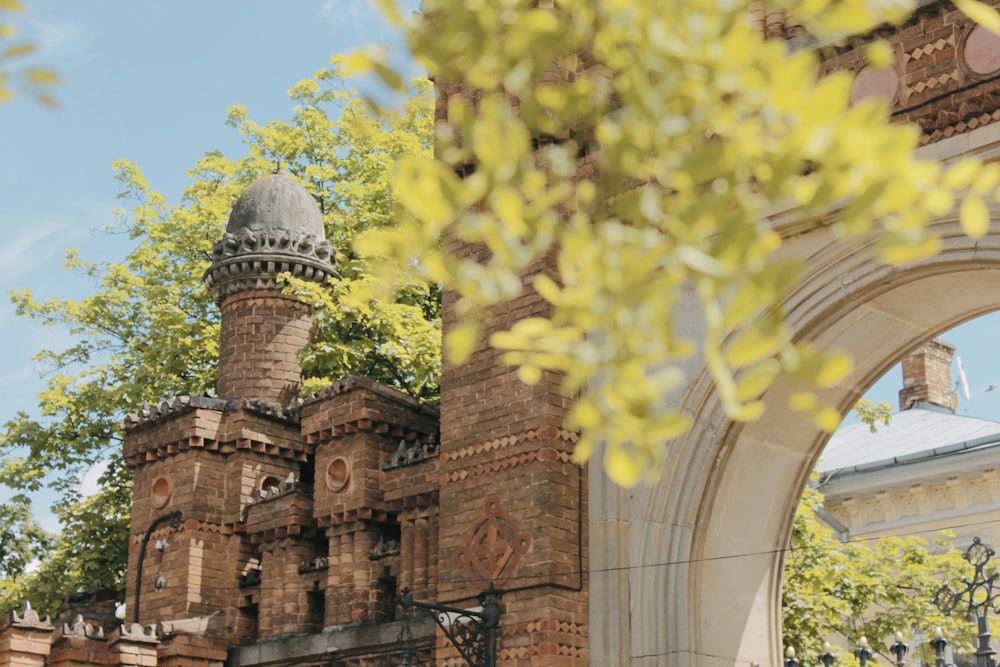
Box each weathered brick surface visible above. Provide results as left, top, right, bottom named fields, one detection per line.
left=0, top=610, right=53, bottom=667
left=821, top=0, right=1000, bottom=145
left=216, top=291, right=313, bottom=405
left=437, top=241, right=589, bottom=665
left=899, top=338, right=959, bottom=410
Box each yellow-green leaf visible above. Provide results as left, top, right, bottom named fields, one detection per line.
left=815, top=352, right=853, bottom=388
left=445, top=321, right=480, bottom=364
left=605, top=446, right=644, bottom=488
left=26, top=69, right=59, bottom=85
left=1, top=43, right=35, bottom=58
left=960, top=195, right=990, bottom=239
left=955, top=0, right=1000, bottom=35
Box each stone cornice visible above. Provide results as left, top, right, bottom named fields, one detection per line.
left=203, top=226, right=338, bottom=304
left=824, top=466, right=1000, bottom=534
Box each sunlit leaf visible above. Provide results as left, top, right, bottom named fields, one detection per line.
left=955, top=0, right=1000, bottom=35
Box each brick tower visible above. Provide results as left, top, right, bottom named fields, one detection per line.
left=204, top=174, right=338, bottom=405
left=122, top=174, right=337, bottom=643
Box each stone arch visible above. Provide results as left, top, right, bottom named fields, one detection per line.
left=589, top=211, right=1000, bottom=667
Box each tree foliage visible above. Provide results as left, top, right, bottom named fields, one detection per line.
left=359, top=0, right=1000, bottom=486
left=0, top=496, right=50, bottom=582
left=0, top=59, right=436, bottom=612
left=782, top=480, right=974, bottom=663
left=854, top=400, right=895, bottom=433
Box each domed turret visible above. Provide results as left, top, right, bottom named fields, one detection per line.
left=204, top=174, right=337, bottom=304
left=204, top=175, right=339, bottom=404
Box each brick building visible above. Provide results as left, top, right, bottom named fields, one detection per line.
left=6, top=2, right=1000, bottom=667
left=0, top=171, right=586, bottom=667
left=820, top=339, right=1000, bottom=550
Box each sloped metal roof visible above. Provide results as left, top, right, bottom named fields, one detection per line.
left=818, top=404, right=1000, bottom=476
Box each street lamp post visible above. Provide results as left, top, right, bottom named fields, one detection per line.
left=934, top=537, right=1000, bottom=667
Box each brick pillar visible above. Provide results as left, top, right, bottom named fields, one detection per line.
left=215, top=291, right=313, bottom=404
left=0, top=607, right=53, bottom=667
left=256, top=538, right=321, bottom=638
left=437, top=257, right=589, bottom=665
left=899, top=338, right=958, bottom=411
left=156, top=633, right=227, bottom=667
left=49, top=616, right=108, bottom=667
left=108, top=624, right=159, bottom=667
left=435, top=78, right=590, bottom=661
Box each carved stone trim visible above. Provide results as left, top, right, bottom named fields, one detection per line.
left=203, top=226, right=337, bottom=304
left=111, top=622, right=159, bottom=644
left=62, top=614, right=104, bottom=639
left=9, top=605, right=52, bottom=630
left=122, top=394, right=299, bottom=431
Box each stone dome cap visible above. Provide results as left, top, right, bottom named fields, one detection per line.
left=226, top=174, right=325, bottom=237
left=204, top=174, right=339, bottom=303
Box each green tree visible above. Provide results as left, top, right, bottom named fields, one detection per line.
left=782, top=480, right=974, bottom=663
left=361, top=0, right=1000, bottom=486
left=0, top=59, right=437, bottom=613
left=0, top=496, right=50, bottom=581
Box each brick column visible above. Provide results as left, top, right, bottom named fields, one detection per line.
left=0, top=607, right=53, bottom=667
left=434, top=124, right=590, bottom=663
left=204, top=173, right=338, bottom=404
left=156, top=633, right=228, bottom=667
left=49, top=616, right=108, bottom=667
left=109, top=624, right=158, bottom=667
left=215, top=291, right=313, bottom=404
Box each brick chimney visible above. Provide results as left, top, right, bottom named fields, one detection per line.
left=898, top=338, right=958, bottom=412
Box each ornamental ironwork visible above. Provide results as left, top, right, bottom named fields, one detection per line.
left=397, top=587, right=501, bottom=667
left=934, top=537, right=1000, bottom=667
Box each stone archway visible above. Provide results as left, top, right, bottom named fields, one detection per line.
left=589, top=130, right=1000, bottom=667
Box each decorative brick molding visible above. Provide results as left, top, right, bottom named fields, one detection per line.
left=441, top=426, right=578, bottom=462
left=500, top=619, right=589, bottom=638
left=124, top=434, right=309, bottom=467
left=442, top=447, right=575, bottom=483
left=822, top=0, right=1000, bottom=146
left=129, top=519, right=238, bottom=546
left=455, top=497, right=532, bottom=586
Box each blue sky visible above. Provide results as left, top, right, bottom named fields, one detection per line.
left=4, top=1, right=1000, bottom=530
left=0, top=0, right=416, bottom=528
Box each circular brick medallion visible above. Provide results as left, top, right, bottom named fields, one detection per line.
left=326, top=457, right=350, bottom=492
left=850, top=66, right=899, bottom=105
left=964, top=25, right=1000, bottom=76
left=151, top=477, right=172, bottom=509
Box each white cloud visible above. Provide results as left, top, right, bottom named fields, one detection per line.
left=24, top=13, right=89, bottom=61
left=0, top=223, right=69, bottom=280
left=320, top=0, right=383, bottom=33
left=0, top=366, right=33, bottom=386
